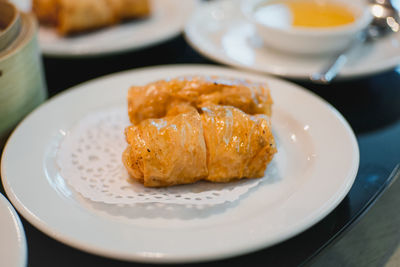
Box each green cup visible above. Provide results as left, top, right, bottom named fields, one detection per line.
left=0, top=1, right=47, bottom=144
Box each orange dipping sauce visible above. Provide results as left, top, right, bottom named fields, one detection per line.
left=254, top=0, right=356, bottom=29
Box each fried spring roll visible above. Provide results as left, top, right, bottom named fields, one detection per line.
left=32, top=0, right=58, bottom=25
left=123, top=106, right=208, bottom=187
left=111, top=0, right=151, bottom=20
left=33, top=0, right=151, bottom=35
left=123, top=105, right=276, bottom=187
left=201, top=105, right=276, bottom=182
left=57, top=0, right=116, bottom=35
left=127, top=76, right=273, bottom=125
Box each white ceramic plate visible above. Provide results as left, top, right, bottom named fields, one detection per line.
left=0, top=193, right=27, bottom=267
left=1, top=65, right=359, bottom=263
left=184, top=0, right=400, bottom=80
left=14, top=0, right=197, bottom=57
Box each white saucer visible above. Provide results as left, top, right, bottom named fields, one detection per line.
left=0, top=193, right=27, bottom=267
left=185, top=0, right=400, bottom=80
left=1, top=65, right=359, bottom=263
left=14, top=0, right=197, bottom=57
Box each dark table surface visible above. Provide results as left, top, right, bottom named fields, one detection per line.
left=1, top=34, right=400, bottom=267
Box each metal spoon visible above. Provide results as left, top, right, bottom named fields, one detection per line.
left=310, top=0, right=400, bottom=84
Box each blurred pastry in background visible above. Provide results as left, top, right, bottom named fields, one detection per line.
left=33, top=0, right=151, bottom=35
left=32, top=0, right=58, bottom=25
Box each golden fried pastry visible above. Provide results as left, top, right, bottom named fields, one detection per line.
left=57, top=0, right=115, bottom=35
left=110, top=0, right=151, bottom=20
left=201, top=105, right=276, bottom=182
left=123, top=105, right=208, bottom=187
left=127, top=76, right=273, bottom=125
left=123, top=104, right=277, bottom=187
left=33, top=0, right=151, bottom=35
left=124, top=76, right=277, bottom=187
left=33, top=0, right=58, bottom=25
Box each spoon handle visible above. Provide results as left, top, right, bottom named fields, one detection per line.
left=310, top=33, right=367, bottom=84
left=309, top=54, right=349, bottom=84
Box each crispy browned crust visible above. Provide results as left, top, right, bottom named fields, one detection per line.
left=123, top=106, right=209, bottom=187
left=123, top=77, right=277, bottom=187
left=127, top=76, right=273, bottom=125
left=33, top=0, right=151, bottom=35
left=33, top=0, right=58, bottom=25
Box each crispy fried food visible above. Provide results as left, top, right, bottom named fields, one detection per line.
left=123, top=105, right=208, bottom=187
left=124, top=76, right=277, bottom=187
left=201, top=105, right=276, bottom=182
left=57, top=0, right=115, bottom=35
left=33, top=0, right=151, bottom=35
left=123, top=104, right=276, bottom=187
left=33, top=0, right=58, bottom=25
left=110, top=0, right=151, bottom=20
left=127, top=76, right=273, bottom=125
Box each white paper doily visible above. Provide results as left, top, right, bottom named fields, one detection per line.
left=56, top=107, right=264, bottom=205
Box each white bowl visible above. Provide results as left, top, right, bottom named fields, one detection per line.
left=242, top=0, right=373, bottom=55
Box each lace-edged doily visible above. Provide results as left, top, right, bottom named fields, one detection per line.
left=56, top=107, right=262, bottom=205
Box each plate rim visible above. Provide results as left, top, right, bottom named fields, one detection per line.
left=1, top=64, right=359, bottom=263
left=0, top=193, right=28, bottom=267
left=184, top=0, right=400, bottom=80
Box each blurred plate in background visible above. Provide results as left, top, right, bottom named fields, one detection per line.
left=13, top=0, right=197, bottom=57
left=185, top=0, right=400, bottom=80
